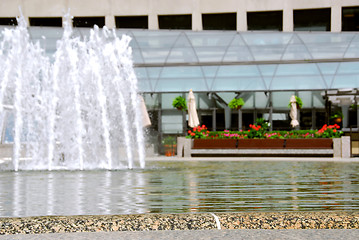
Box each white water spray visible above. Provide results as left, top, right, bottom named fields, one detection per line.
left=0, top=14, right=146, bottom=170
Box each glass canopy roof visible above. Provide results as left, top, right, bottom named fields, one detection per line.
left=1, top=26, right=359, bottom=93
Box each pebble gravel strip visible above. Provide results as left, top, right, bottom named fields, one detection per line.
left=0, top=212, right=358, bottom=235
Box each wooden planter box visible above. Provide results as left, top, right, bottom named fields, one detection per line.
left=193, top=138, right=333, bottom=149
left=237, top=139, right=284, bottom=149
left=284, top=139, right=333, bottom=149
left=193, top=139, right=238, bottom=149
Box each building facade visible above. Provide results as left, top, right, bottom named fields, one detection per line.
left=1, top=0, right=359, bottom=32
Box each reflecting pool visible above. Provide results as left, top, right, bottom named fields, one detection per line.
left=1, top=161, right=359, bottom=217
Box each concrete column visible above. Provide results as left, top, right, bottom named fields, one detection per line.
left=212, top=108, right=216, bottom=131
left=157, top=94, right=162, bottom=154
left=311, top=108, right=316, bottom=130
left=192, top=0, right=202, bottom=31
left=341, top=136, right=351, bottom=158
left=253, top=109, right=257, bottom=124
left=269, top=93, right=273, bottom=131
left=237, top=9, right=247, bottom=31
left=148, top=14, right=158, bottom=30
left=182, top=110, right=187, bottom=134
left=224, top=107, right=231, bottom=129
left=341, top=105, right=350, bottom=128
left=238, top=109, right=242, bottom=130
left=105, top=15, right=115, bottom=29
left=283, top=7, right=293, bottom=32
left=331, top=5, right=341, bottom=32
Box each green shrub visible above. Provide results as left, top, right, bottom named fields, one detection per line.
left=228, top=97, right=245, bottom=110
left=172, top=96, right=187, bottom=111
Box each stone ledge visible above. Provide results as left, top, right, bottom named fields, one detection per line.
left=1, top=212, right=358, bottom=234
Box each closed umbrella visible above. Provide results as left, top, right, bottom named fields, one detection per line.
left=187, top=89, right=199, bottom=128
left=139, top=95, right=151, bottom=127
left=290, top=95, right=299, bottom=128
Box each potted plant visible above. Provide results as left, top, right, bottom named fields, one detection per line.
left=162, top=136, right=176, bottom=156
left=288, top=96, right=303, bottom=109
left=228, top=97, right=245, bottom=110
left=330, top=111, right=343, bottom=123
left=172, top=96, right=187, bottom=111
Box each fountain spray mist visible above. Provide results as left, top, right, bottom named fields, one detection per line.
left=0, top=14, right=146, bottom=170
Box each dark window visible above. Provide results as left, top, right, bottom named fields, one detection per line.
left=0, top=18, right=17, bottom=26
left=202, top=13, right=236, bottom=30
left=115, top=16, right=148, bottom=29
left=294, top=8, right=331, bottom=31
left=158, top=15, right=191, bottom=30
left=73, top=17, right=105, bottom=28
left=29, top=17, right=62, bottom=27
left=247, top=11, right=283, bottom=31
left=342, top=7, right=359, bottom=31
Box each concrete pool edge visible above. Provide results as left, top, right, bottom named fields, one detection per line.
left=1, top=212, right=358, bottom=234
left=1, top=156, right=359, bottom=170
left=146, top=156, right=359, bottom=162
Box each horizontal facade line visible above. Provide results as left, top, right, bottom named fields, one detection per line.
left=134, top=58, right=359, bottom=68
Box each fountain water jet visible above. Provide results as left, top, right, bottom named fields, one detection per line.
left=0, top=14, right=146, bottom=171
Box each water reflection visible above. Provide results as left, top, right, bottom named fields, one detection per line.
left=0, top=161, right=359, bottom=217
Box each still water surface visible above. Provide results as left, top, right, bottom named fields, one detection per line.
left=0, top=161, right=359, bottom=217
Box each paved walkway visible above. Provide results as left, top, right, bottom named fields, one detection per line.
left=1, top=229, right=359, bottom=240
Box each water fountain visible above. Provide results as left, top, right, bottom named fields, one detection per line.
left=0, top=14, right=145, bottom=171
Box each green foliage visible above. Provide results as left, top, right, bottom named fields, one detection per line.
left=288, top=96, right=303, bottom=109
left=172, top=96, right=187, bottom=111
left=330, top=111, right=343, bottom=119
left=247, top=118, right=269, bottom=138
left=228, top=97, right=245, bottom=109
left=265, top=130, right=317, bottom=139
left=162, top=136, right=176, bottom=145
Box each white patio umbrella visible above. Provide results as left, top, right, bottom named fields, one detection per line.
left=187, top=89, right=200, bottom=128
left=289, top=95, right=299, bottom=128
left=139, top=95, right=151, bottom=127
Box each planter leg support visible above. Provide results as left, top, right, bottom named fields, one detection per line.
left=177, top=137, right=192, bottom=158
left=341, top=136, right=351, bottom=158
left=333, top=138, right=341, bottom=158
